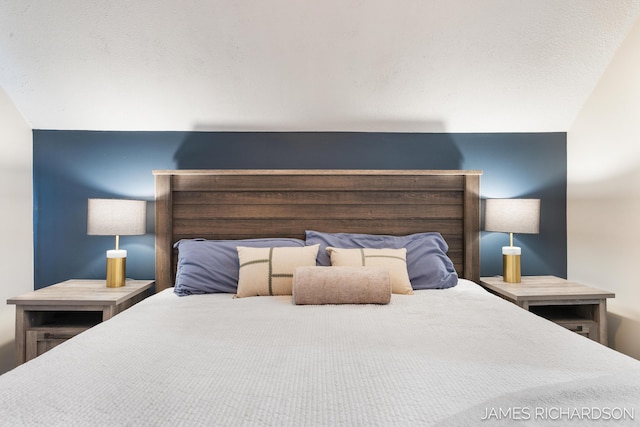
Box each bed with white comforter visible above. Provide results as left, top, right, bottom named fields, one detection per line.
left=1, top=279, right=639, bottom=426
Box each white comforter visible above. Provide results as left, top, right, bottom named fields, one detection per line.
left=1, top=280, right=639, bottom=426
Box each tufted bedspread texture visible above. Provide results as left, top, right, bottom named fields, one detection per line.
left=1, top=280, right=639, bottom=426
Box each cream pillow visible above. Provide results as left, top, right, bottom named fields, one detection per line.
left=326, top=247, right=413, bottom=295
left=236, top=245, right=320, bottom=297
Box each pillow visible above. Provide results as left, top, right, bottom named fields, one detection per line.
left=305, top=230, right=458, bottom=290
left=326, top=247, right=413, bottom=295
left=292, top=266, right=391, bottom=305
left=236, top=245, right=320, bottom=297
left=173, top=238, right=305, bottom=296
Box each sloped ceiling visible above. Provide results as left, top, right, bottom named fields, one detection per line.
left=1, top=1, right=639, bottom=132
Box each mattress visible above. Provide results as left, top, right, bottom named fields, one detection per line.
left=1, top=280, right=639, bottom=426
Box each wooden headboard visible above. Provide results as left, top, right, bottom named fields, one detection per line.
left=153, top=170, right=482, bottom=292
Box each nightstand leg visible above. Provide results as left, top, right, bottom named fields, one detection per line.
left=102, top=306, right=116, bottom=321
left=597, top=299, right=608, bottom=346
left=15, top=306, right=27, bottom=365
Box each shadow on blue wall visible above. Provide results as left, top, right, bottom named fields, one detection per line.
left=173, top=132, right=464, bottom=169
left=33, top=130, right=566, bottom=289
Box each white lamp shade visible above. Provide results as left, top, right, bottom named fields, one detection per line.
left=485, top=198, right=540, bottom=234
left=87, top=199, right=146, bottom=236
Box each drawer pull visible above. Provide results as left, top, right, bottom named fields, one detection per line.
left=568, top=325, right=589, bottom=333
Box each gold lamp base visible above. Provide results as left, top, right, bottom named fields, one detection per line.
left=503, top=254, right=521, bottom=283
left=502, top=246, right=521, bottom=283
left=106, top=252, right=126, bottom=288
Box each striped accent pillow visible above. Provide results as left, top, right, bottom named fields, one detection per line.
left=236, top=245, right=320, bottom=297
left=326, top=247, right=413, bottom=295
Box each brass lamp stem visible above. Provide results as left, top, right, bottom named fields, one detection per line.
left=509, top=232, right=514, bottom=247
left=115, top=235, right=120, bottom=250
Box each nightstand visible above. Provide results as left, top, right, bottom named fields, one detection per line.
left=7, top=279, right=154, bottom=365
left=479, top=275, right=615, bottom=346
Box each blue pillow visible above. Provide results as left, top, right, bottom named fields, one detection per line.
left=174, top=238, right=305, bottom=296
left=305, top=230, right=458, bottom=290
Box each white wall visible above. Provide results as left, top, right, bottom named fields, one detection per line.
left=568, top=17, right=640, bottom=359
left=0, top=86, right=33, bottom=374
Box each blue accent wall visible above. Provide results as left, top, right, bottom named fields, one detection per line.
left=33, top=131, right=566, bottom=289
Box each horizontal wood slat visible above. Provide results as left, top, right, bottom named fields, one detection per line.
left=173, top=191, right=463, bottom=205
left=172, top=219, right=463, bottom=237
left=173, top=204, right=463, bottom=220
left=172, top=174, right=465, bottom=192
left=171, top=233, right=463, bottom=252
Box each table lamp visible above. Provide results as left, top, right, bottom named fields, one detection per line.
left=87, top=198, right=146, bottom=287
left=485, top=198, right=540, bottom=283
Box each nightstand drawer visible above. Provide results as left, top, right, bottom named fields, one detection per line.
left=553, top=319, right=598, bottom=341
left=529, top=304, right=599, bottom=341
left=26, top=326, right=91, bottom=361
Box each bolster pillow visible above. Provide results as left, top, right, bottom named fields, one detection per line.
left=292, top=266, right=391, bottom=305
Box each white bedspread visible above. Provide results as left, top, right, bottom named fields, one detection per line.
left=1, top=280, right=639, bottom=426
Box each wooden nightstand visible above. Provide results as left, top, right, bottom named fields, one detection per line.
left=7, top=279, right=154, bottom=365
left=480, top=275, right=615, bottom=346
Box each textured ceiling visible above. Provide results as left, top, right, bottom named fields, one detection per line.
left=1, top=1, right=639, bottom=132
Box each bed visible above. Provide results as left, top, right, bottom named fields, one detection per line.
left=1, top=169, right=640, bottom=426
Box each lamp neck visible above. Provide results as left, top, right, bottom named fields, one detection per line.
left=115, top=235, right=120, bottom=250
left=509, top=232, right=514, bottom=247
